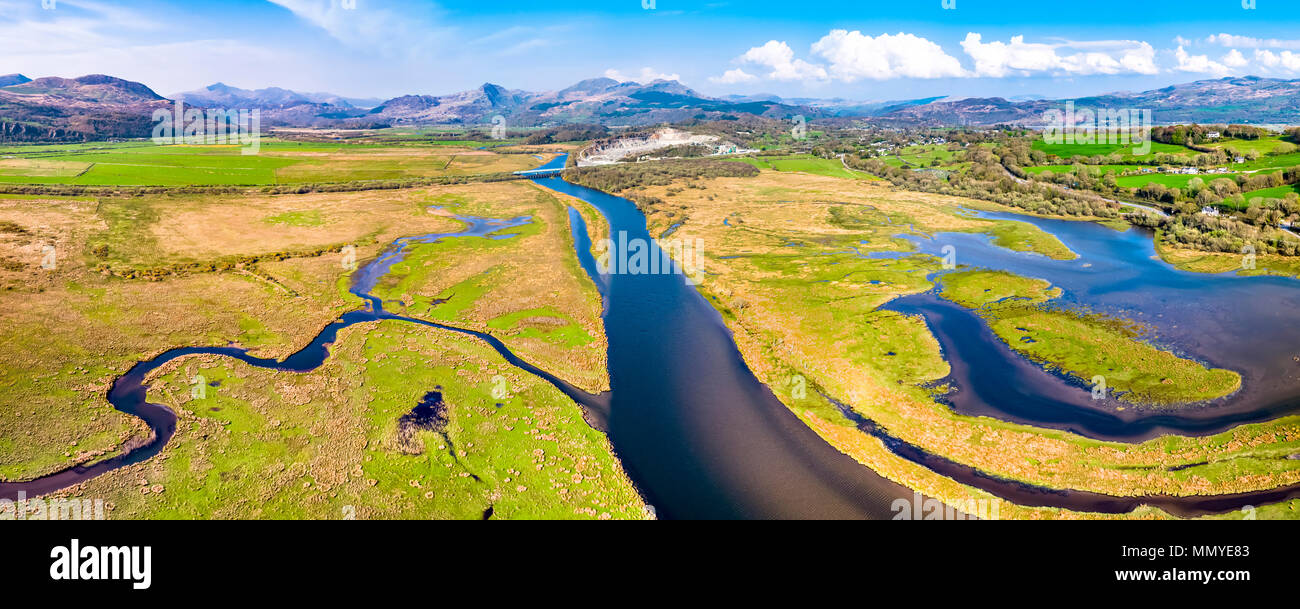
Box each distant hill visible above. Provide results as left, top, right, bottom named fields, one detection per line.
left=0, top=74, right=170, bottom=142
left=0, top=74, right=31, bottom=88
left=871, top=77, right=1300, bottom=126
left=169, top=83, right=385, bottom=127
left=359, top=78, right=817, bottom=127
left=170, top=82, right=383, bottom=110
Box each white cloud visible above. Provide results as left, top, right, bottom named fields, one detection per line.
left=1222, top=49, right=1248, bottom=68
left=1174, top=45, right=1232, bottom=76
left=811, top=30, right=966, bottom=80
left=709, top=68, right=758, bottom=84
left=604, top=67, right=681, bottom=83
left=1255, top=50, right=1300, bottom=73
left=1177, top=35, right=1300, bottom=75
left=960, top=34, right=1157, bottom=76
left=1206, top=34, right=1300, bottom=50
left=737, top=40, right=828, bottom=81
left=714, top=31, right=1176, bottom=85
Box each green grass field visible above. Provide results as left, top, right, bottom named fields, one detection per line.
left=1031, top=139, right=1193, bottom=160
left=1235, top=151, right=1300, bottom=172
left=1244, top=184, right=1300, bottom=201
left=1026, top=164, right=1144, bottom=176
left=1115, top=172, right=1244, bottom=189
left=736, top=154, right=880, bottom=180
left=1206, top=136, right=1297, bottom=156
left=0, top=139, right=547, bottom=186
left=879, top=144, right=957, bottom=168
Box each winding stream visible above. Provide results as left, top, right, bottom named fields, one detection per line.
left=6, top=156, right=1300, bottom=518
left=0, top=211, right=602, bottom=501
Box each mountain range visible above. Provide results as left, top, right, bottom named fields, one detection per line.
left=870, top=76, right=1300, bottom=127
left=2, top=73, right=1299, bottom=143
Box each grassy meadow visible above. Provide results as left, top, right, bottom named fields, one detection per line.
left=0, top=173, right=632, bottom=518
left=66, top=320, right=644, bottom=520
left=734, top=154, right=880, bottom=180
left=0, top=139, right=553, bottom=186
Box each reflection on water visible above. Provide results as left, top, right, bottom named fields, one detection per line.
left=891, top=210, right=1300, bottom=441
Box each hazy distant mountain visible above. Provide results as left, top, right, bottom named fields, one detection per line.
left=360, top=78, right=816, bottom=127
left=168, top=83, right=379, bottom=127
left=0, top=74, right=170, bottom=142
left=366, top=82, right=529, bottom=124
left=171, top=82, right=382, bottom=110
left=723, top=93, right=946, bottom=118
left=871, top=77, right=1300, bottom=126
left=871, top=97, right=1041, bottom=127
left=0, top=74, right=31, bottom=88
left=298, top=91, right=384, bottom=109
left=1071, top=76, right=1300, bottom=124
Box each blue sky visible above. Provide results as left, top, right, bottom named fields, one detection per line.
left=1, top=0, right=1298, bottom=101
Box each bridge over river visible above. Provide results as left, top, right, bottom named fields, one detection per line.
left=512, top=167, right=565, bottom=178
